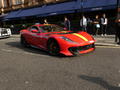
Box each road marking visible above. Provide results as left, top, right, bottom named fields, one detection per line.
left=25, top=81, right=29, bottom=84
left=96, top=46, right=120, bottom=48
left=1, top=49, right=12, bottom=52
left=118, top=84, right=120, bottom=87
left=0, top=48, right=50, bottom=57
left=118, top=70, right=120, bottom=87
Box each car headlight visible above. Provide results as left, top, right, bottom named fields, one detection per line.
left=60, top=36, right=75, bottom=43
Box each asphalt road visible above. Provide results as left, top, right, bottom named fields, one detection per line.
left=0, top=36, right=120, bottom=90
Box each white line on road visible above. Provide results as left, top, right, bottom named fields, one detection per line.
left=118, top=84, right=120, bottom=87
left=0, top=48, right=50, bottom=58
left=1, top=49, right=12, bottom=52
left=96, top=46, right=120, bottom=49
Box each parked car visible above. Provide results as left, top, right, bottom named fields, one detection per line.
left=20, top=24, right=95, bottom=56
left=0, top=28, right=12, bottom=39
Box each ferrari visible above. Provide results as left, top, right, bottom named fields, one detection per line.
left=20, top=24, right=95, bottom=56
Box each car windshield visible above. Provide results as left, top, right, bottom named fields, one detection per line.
left=40, top=25, right=64, bottom=33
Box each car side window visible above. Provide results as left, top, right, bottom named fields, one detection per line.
left=30, top=26, right=39, bottom=33
left=40, top=26, right=52, bottom=33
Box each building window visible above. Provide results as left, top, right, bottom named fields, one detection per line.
left=4, top=0, right=8, bottom=7
left=3, top=0, right=12, bottom=7
left=14, top=0, right=22, bottom=5
left=0, top=1, right=2, bottom=8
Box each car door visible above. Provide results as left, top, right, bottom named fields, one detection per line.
left=28, top=26, right=40, bottom=46
left=28, top=26, right=47, bottom=49
left=37, top=27, right=49, bottom=49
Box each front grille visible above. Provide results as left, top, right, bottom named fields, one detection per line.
left=78, top=44, right=94, bottom=51
left=69, top=44, right=95, bottom=54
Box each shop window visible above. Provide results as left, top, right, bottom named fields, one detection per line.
left=0, top=1, right=2, bottom=8
left=3, top=0, right=8, bottom=7
left=14, top=0, right=22, bottom=5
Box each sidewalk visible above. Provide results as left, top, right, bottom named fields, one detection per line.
left=94, top=35, right=120, bottom=47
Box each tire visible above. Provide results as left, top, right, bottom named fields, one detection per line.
left=47, top=39, right=60, bottom=56
left=20, top=36, right=30, bottom=47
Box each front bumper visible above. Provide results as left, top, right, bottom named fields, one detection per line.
left=60, top=43, right=95, bottom=56
left=0, top=28, right=11, bottom=39
left=0, top=35, right=11, bottom=39
left=69, top=44, right=95, bottom=54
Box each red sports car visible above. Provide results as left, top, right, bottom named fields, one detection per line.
left=20, top=24, right=95, bottom=56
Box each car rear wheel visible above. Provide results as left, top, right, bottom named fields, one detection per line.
left=47, top=39, right=60, bottom=56
left=20, top=36, right=30, bottom=47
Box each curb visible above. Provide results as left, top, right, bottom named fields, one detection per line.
left=95, top=43, right=120, bottom=47
left=11, top=35, right=20, bottom=38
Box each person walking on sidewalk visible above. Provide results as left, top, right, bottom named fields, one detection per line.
left=87, top=17, right=93, bottom=34
left=115, top=13, right=120, bottom=44
left=64, top=17, right=71, bottom=30
left=93, top=15, right=100, bottom=35
left=100, top=14, right=108, bottom=36
left=80, top=15, right=87, bottom=32
left=44, top=19, right=49, bottom=24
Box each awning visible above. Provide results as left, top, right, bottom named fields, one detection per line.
left=79, top=5, right=117, bottom=12
left=4, top=10, right=22, bottom=19
left=4, top=0, right=118, bottom=20
left=5, top=1, right=78, bottom=19
left=77, top=0, right=117, bottom=12
left=83, top=0, right=117, bottom=8
left=0, top=14, right=8, bottom=21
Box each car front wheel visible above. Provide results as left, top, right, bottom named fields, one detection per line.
left=47, top=39, right=60, bottom=56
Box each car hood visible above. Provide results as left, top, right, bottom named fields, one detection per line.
left=47, top=31, right=94, bottom=43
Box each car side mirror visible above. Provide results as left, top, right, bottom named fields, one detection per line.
left=31, top=29, right=38, bottom=33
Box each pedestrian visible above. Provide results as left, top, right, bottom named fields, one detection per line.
left=115, top=13, right=120, bottom=44
left=100, top=14, right=108, bottom=36
left=93, top=15, right=100, bottom=35
left=87, top=17, right=93, bottom=34
left=80, top=15, right=87, bottom=32
left=64, top=17, right=71, bottom=30
left=44, top=19, right=49, bottom=24
left=22, top=24, right=26, bottom=29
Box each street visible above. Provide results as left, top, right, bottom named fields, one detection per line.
left=0, top=36, right=120, bottom=90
